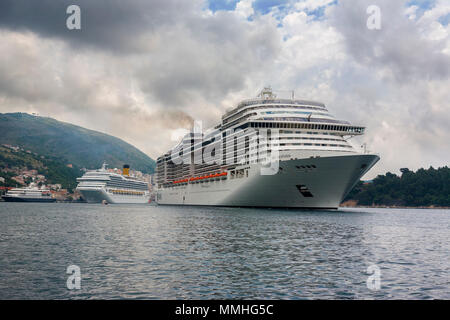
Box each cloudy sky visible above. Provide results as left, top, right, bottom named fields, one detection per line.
left=0, top=0, right=449, bottom=178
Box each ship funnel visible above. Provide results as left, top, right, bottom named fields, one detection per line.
left=123, top=164, right=130, bottom=176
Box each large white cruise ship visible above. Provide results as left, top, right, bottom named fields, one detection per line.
left=155, top=87, right=379, bottom=209
left=76, top=163, right=150, bottom=204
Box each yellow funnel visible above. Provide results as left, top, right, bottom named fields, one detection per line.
left=123, top=164, right=130, bottom=176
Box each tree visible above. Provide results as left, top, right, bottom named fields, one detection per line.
left=343, top=166, right=450, bottom=207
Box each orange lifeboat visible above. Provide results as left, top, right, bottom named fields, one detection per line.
left=185, top=172, right=228, bottom=183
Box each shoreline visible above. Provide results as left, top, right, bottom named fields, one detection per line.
left=1, top=199, right=448, bottom=209
left=340, top=205, right=450, bottom=209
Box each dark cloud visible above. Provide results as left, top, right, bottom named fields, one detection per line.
left=330, top=0, right=450, bottom=81
left=136, top=11, right=281, bottom=106
left=0, top=0, right=281, bottom=107
left=0, top=0, right=202, bottom=53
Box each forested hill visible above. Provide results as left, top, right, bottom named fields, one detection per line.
left=344, top=166, right=450, bottom=207
left=0, top=113, right=155, bottom=173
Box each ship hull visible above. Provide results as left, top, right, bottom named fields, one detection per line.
left=2, top=196, right=56, bottom=203
left=156, top=154, right=379, bottom=209
left=77, top=188, right=149, bottom=204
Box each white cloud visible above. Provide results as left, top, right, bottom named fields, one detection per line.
left=405, top=5, right=419, bottom=20
left=235, top=0, right=254, bottom=18
left=0, top=0, right=448, bottom=178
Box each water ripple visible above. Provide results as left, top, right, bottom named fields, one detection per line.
left=0, top=204, right=448, bottom=299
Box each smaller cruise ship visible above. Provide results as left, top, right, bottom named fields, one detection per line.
left=2, top=184, right=56, bottom=202
left=76, top=163, right=150, bottom=204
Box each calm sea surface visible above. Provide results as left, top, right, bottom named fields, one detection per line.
left=0, top=203, right=448, bottom=299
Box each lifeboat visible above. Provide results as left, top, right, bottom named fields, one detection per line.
left=179, top=172, right=229, bottom=184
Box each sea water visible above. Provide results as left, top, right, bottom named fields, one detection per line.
left=0, top=203, right=448, bottom=299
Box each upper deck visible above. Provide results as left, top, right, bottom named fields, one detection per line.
left=223, top=98, right=326, bottom=120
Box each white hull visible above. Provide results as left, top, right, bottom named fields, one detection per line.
left=78, top=188, right=149, bottom=204
left=156, top=154, right=379, bottom=209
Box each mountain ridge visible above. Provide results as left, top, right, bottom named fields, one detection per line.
left=0, top=112, right=155, bottom=173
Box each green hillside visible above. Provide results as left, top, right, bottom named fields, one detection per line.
left=0, top=113, right=155, bottom=173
